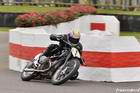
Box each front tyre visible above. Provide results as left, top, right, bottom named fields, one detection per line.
left=21, top=62, right=35, bottom=81
left=70, top=71, right=79, bottom=80
left=51, top=58, right=80, bottom=85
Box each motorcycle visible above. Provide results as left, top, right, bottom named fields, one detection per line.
left=21, top=36, right=84, bottom=85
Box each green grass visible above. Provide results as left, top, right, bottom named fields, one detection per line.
left=120, top=31, right=140, bottom=39
left=1, top=5, right=140, bottom=15
left=97, top=9, right=140, bottom=16
left=0, top=27, right=12, bottom=32
left=0, top=5, right=66, bottom=13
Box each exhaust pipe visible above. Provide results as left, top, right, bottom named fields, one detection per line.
left=24, top=68, right=49, bottom=73
left=24, top=61, right=52, bottom=72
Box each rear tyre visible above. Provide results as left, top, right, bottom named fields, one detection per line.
left=21, top=62, right=35, bottom=81
left=51, top=58, right=80, bottom=85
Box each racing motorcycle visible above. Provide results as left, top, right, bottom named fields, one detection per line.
left=21, top=36, right=84, bottom=85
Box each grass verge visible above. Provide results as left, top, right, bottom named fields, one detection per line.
left=97, top=9, right=140, bottom=16
left=120, top=31, right=140, bottom=39
left=0, top=5, right=65, bottom=13
left=0, top=5, right=140, bottom=15
left=0, top=27, right=12, bottom=32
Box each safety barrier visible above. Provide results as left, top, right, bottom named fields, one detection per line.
left=9, top=15, right=140, bottom=82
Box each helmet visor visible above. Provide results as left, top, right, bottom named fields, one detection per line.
left=69, top=36, right=80, bottom=44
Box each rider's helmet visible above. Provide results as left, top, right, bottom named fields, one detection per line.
left=68, top=29, right=80, bottom=45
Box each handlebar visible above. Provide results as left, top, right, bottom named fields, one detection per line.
left=50, top=34, right=72, bottom=47
left=61, top=39, right=72, bottom=47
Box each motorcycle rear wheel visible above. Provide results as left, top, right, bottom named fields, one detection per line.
left=51, top=58, right=80, bottom=85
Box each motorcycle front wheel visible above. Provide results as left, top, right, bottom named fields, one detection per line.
left=51, top=58, right=80, bottom=85
left=21, top=62, right=35, bottom=81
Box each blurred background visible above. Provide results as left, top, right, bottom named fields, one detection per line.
left=0, top=0, right=139, bottom=11
left=0, top=0, right=140, bottom=39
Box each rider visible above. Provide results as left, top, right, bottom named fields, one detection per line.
left=36, top=29, right=83, bottom=66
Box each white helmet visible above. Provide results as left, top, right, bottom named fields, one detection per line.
left=68, top=29, right=80, bottom=44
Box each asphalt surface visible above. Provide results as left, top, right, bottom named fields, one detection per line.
left=1, top=32, right=140, bottom=93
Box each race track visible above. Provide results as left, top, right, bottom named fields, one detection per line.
left=0, top=32, right=140, bottom=93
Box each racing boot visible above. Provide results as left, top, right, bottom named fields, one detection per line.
left=33, top=54, right=49, bottom=68
left=38, top=55, right=49, bottom=64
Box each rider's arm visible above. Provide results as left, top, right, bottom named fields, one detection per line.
left=76, top=43, right=83, bottom=55
left=50, top=34, right=64, bottom=41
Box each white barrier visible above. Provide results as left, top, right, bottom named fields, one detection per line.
left=14, top=15, right=120, bottom=35
left=9, top=15, right=140, bottom=82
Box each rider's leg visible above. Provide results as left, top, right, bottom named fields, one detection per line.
left=38, top=44, right=60, bottom=64
left=43, top=44, right=59, bottom=56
